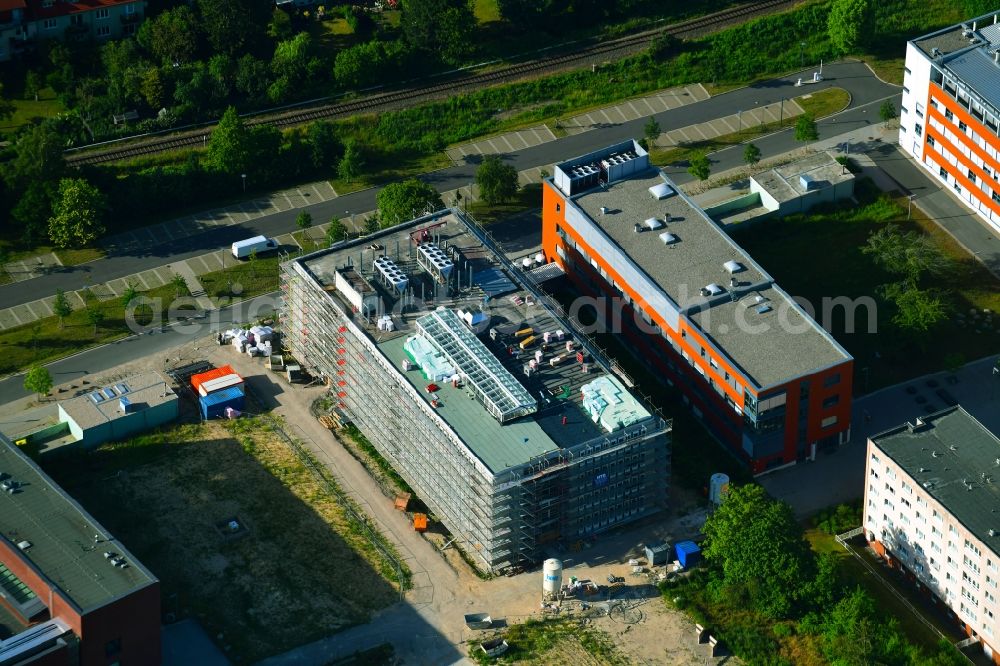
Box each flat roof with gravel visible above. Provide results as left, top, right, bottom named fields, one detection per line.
left=59, top=372, right=177, bottom=431
left=871, top=407, right=1000, bottom=557
left=0, top=433, right=157, bottom=613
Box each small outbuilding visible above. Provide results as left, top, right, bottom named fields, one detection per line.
left=749, top=151, right=855, bottom=217
left=199, top=386, right=245, bottom=420
left=58, top=372, right=178, bottom=449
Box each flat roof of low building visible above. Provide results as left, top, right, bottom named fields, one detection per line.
left=59, top=372, right=176, bottom=431
left=871, top=407, right=1000, bottom=557
left=295, top=211, right=661, bottom=474
left=566, top=165, right=850, bottom=389
left=0, top=433, right=157, bottom=613
left=752, top=151, right=854, bottom=205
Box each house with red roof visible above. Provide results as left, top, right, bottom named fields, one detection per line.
left=1, top=0, right=145, bottom=62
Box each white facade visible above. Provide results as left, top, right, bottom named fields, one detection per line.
left=864, top=439, right=1000, bottom=647
left=899, top=41, right=933, bottom=161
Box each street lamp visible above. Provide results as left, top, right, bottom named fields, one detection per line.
left=241, top=173, right=246, bottom=193
left=737, top=109, right=742, bottom=136
left=800, top=42, right=806, bottom=68
left=907, top=193, right=917, bottom=220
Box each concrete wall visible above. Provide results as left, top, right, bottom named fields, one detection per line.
left=61, top=398, right=178, bottom=449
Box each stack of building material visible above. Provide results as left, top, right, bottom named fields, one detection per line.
left=580, top=376, right=645, bottom=433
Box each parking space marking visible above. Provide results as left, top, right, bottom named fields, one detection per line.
left=9, top=306, right=28, bottom=325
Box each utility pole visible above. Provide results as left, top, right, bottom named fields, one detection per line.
left=907, top=194, right=916, bottom=220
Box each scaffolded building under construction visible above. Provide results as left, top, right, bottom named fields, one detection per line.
left=281, top=209, right=670, bottom=573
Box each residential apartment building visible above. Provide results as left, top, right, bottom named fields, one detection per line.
left=865, top=407, right=1000, bottom=663
left=0, top=0, right=145, bottom=63
left=541, top=140, right=853, bottom=474
left=281, top=209, right=671, bottom=573
left=0, top=432, right=160, bottom=665
left=900, top=12, right=1000, bottom=235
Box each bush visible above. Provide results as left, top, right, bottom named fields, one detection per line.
left=812, top=501, right=863, bottom=535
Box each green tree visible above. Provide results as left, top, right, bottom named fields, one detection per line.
left=138, top=5, right=201, bottom=64
left=687, top=152, right=711, bottom=181
left=0, top=84, right=14, bottom=121
left=644, top=116, right=661, bottom=146
left=376, top=178, right=444, bottom=227
left=363, top=215, right=380, bottom=235
left=496, top=0, right=550, bottom=25
left=880, top=282, right=948, bottom=333
left=171, top=273, right=189, bottom=300
left=862, top=224, right=951, bottom=284
left=53, top=289, right=72, bottom=329
left=267, top=7, right=293, bottom=40
left=3, top=123, right=65, bottom=191
left=24, top=71, right=41, bottom=102
left=296, top=211, right=313, bottom=239
left=86, top=306, right=102, bottom=337
left=475, top=155, right=519, bottom=206
left=307, top=121, right=340, bottom=169
left=207, top=106, right=251, bottom=174
left=48, top=178, right=107, bottom=248
left=795, top=113, right=819, bottom=142
left=270, top=32, right=313, bottom=85
left=140, top=68, right=166, bottom=110
left=12, top=181, right=57, bottom=243
left=401, top=0, right=476, bottom=66
left=334, top=40, right=406, bottom=89
left=23, top=365, right=53, bottom=399
left=743, top=142, right=762, bottom=166
left=121, top=280, right=139, bottom=309
left=338, top=140, right=364, bottom=183
left=235, top=54, right=270, bottom=102
left=827, top=0, right=875, bottom=54
left=326, top=217, right=348, bottom=246
left=879, top=99, right=897, bottom=127
left=701, top=484, right=816, bottom=618
left=197, top=0, right=272, bottom=56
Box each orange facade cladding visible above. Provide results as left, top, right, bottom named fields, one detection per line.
left=925, top=83, right=1000, bottom=217
left=541, top=180, right=852, bottom=470
left=0, top=536, right=161, bottom=666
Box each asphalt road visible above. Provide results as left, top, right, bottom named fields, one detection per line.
left=0, top=293, right=279, bottom=405
left=0, top=61, right=898, bottom=312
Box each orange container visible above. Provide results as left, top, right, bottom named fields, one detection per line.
left=413, top=513, right=428, bottom=532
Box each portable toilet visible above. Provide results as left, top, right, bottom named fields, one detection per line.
left=675, top=540, right=701, bottom=569
left=644, top=540, right=671, bottom=566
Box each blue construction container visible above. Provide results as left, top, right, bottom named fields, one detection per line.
left=674, top=540, right=701, bottom=569
left=199, top=386, right=245, bottom=420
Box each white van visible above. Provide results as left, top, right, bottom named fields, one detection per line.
left=232, top=235, right=278, bottom=259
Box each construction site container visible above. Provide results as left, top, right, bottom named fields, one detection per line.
left=190, top=366, right=241, bottom=393
left=645, top=540, right=671, bottom=566
left=198, top=374, right=243, bottom=397
left=674, top=540, right=701, bottom=569
left=200, top=386, right=245, bottom=420
left=413, top=513, right=428, bottom=532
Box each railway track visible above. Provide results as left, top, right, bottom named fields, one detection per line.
left=65, top=0, right=793, bottom=166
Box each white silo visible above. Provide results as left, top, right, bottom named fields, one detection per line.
left=709, top=473, right=730, bottom=505
left=542, top=558, right=563, bottom=595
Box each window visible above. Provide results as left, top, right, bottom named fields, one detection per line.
left=821, top=415, right=838, bottom=428
left=97, top=25, right=110, bottom=36
left=823, top=373, right=841, bottom=388
left=966, top=540, right=983, bottom=556
left=125, top=3, right=136, bottom=13
left=969, top=169, right=977, bottom=183
left=931, top=99, right=939, bottom=109
left=959, top=120, right=968, bottom=132
left=915, top=123, right=923, bottom=137
left=940, top=165, right=948, bottom=178
left=992, top=191, right=1000, bottom=203
left=96, top=7, right=109, bottom=19
left=946, top=109, right=954, bottom=121
left=555, top=203, right=560, bottom=212
left=901, top=106, right=909, bottom=115
left=43, top=18, right=56, bottom=29
left=928, top=135, right=936, bottom=147
left=822, top=395, right=840, bottom=408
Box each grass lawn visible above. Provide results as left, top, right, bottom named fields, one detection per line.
left=728, top=182, right=1000, bottom=394
left=474, top=0, right=501, bottom=24
left=43, top=418, right=405, bottom=663
left=0, top=283, right=187, bottom=376
left=796, top=87, right=851, bottom=119
left=199, top=255, right=282, bottom=301
left=0, top=238, right=103, bottom=266
left=862, top=0, right=968, bottom=85
left=291, top=229, right=327, bottom=253
left=0, top=88, right=63, bottom=137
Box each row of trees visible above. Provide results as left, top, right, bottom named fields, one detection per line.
left=681, top=484, right=965, bottom=665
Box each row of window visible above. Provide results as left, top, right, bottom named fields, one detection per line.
left=928, top=112, right=1000, bottom=182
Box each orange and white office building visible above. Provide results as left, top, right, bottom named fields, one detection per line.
left=900, top=12, right=1000, bottom=235
left=865, top=407, right=1000, bottom=663
left=541, top=140, right=853, bottom=474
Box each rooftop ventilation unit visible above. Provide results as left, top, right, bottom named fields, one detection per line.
left=723, top=260, right=745, bottom=274
left=702, top=284, right=724, bottom=297
left=599, top=206, right=608, bottom=215
left=659, top=231, right=678, bottom=244
left=648, top=182, right=675, bottom=200
left=417, top=243, right=454, bottom=282
left=16, top=541, right=31, bottom=551
left=644, top=217, right=664, bottom=230
left=373, top=256, right=409, bottom=294
left=992, top=529, right=997, bottom=537
left=756, top=304, right=773, bottom=314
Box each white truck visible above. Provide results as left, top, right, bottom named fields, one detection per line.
left=231, top=235, right=278, bottom=259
